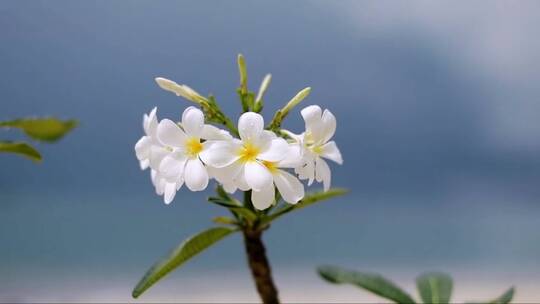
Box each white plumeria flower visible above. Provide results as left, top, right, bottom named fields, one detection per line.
left=135, top=108, right=184, bottom=204
left=286, top=105, right=343, bottom=192
left=151, top=169, right=183, bottom=204
left=134, top=107, right=172, bottom=171
left=156, top=106, right=231, bottom=203
left=203, top=112, right=305, bottom=210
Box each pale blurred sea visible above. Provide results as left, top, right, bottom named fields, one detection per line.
left=1, top=191, right=539, bottom=302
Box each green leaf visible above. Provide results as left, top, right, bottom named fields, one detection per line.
left=229, top=206, right=258, bottom=222
left=465, top=287, right=515, bottom=304
left=0, top=118, right=77, bottom=142
left=212, top=216, right=238, bottom=226
left=416, top=272, right=453, bottom=304
left=318, top=265, right=416, bottom=304
left=263, top=188, right=348, bottom=224
left=207, top=197, right=257, bottom=222
left=0, top=141, right=42, bottom=162
left=132, top=227, right=237, bottom=298
left=489, top=287, right=515, bottom=304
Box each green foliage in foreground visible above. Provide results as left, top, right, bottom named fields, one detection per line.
left=0, top=141, right=42, bottom=162
left=132, top=187, right=347, bottom=298
left=0, top=117, right=77, bottom=162
left=132, top=227, right=237, bottom=298
left=318, top=265, right=515, bottom=304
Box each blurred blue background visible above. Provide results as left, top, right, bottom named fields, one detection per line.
left=1, top=1, right=540, bottom=302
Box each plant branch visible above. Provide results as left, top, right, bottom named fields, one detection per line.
left=243, top=228, right=280, bottom=304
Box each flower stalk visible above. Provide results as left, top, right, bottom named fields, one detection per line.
left=243, top=227, right=280, bottom=304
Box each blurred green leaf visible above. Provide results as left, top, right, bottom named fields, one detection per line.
left=467, top=287, right=515, bottom=304
left=0, top=118, right=77, bottom=142
left=263, top=188, right=348, bottom=224
left=0, top=141, right=42, bottom=162
left=318, top=265, right=416, bottom=304
left=132, top=227, right=237, bottom=298
left=416, top=272, right=453, bottom=304
left=489, top=287, right=515, bottom=304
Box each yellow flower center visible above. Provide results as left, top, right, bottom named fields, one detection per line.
left=304, top=131, right=315, bottom=146
left=185, top=137, right=203, bottom=158
left=262, top=160, right=278, bottom=174
left=311, top=145, right=323, bottom=155
left=238, top=142, right=260, bottom=163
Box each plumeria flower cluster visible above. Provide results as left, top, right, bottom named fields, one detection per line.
left=131, top=56, right=347, bottom=302
left=135, top=90, right=342, bottom=210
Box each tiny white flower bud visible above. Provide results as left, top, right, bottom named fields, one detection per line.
left=255, top=74, right=272, bottom=104
left=282, top=87, right=311, bottom=116
left=155, top=77, right=206, bottom=104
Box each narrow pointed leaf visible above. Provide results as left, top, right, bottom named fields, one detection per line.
left=416, top=272, right=453, bottom=304
left=263, top=188, right=348, bottom=224
left=212, top=216, right=238, bottom=226
left=228, top=206, right=257, bottom=222
left=489, top=287, right=515, bottom=304
left=207, top=198, right=257, bottom=222
left=132, top=227, right=237, bottom=298
left=467, top=287, right=515, bottom=304
left=318, top=265, right=416, bottom=304
left=0, top=118, right=77, bottom=142
left=0, top=141, right=42, bottom=162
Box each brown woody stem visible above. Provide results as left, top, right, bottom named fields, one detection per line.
left=243, top=228, right=280, bottom=304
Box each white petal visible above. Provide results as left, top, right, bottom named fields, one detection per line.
left=301, top=105, right=322, bottom=131
left=151, top=169, right=158, bottom=186
left=207, top=165, right=239, bottom=193
left=154, top=174, right=166, bottom=196
left=139, top=159, right=150, bottom=170
left=164, top=182, right=177, bottom=204
left=199, top=141, right=240, bottom=168
left=320, top=141, right=343, bottom=165
left=207, top=160, right=242, bottom=184
left=252, top=130, right=275, bottom=152
left=159, top=153, right=187, bottom=180
left=157, top=119, right=186, bottom=148
left=238, top=112, right=264, bottom=142
left=135, top=136, right=152, bottom=161
left=149, top=145, right=169, bottom=169
left=144, top=107, right=158, bottom=136
left=201, top=124, right=232, bottom=140
left=236, top=166, right=251, bottom=191
left=278, top=143, right=303, bottom=168
left=181, top=106, right=204, bottom=138
left=244, top=161, right=273, bottom=191
left=176, top=178, right=184, bottom=191
left=223, top=181, right=238, bottom=194
left=321, top=109, right=337, bottom=144
left=258, top=137, right=289, bottom=162
left=274, top=170, right=305, bottom=204
left=251, top=184, right=275, bottom=210
left=315, top=157, right=331, bottom=191
left=184, top=158, right=209, bottom=191
left=296, top=158, right=315, bottom=186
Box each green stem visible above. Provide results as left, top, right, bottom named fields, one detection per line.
left=221, top=114, right=239, bottom=137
